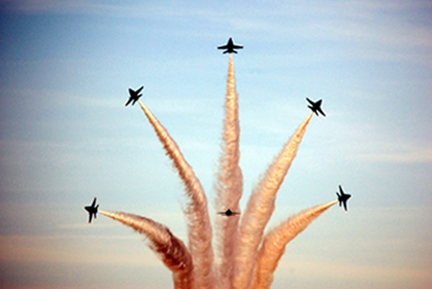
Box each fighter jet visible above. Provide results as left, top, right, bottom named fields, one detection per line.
left=306, top=97, right=326, bottom=117
left=336, top=185, right=351, bottom=211
left=218, top=209, right=240, bottom=216
left=217, top=38, right=243, bottom=54
left=84, top=197, right=99, bottom=223
left=125, top=85, right=144, bottom=106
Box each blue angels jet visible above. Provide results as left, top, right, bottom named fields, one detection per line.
left=218, top=209, right=240, bottom=216
left=306, top=97, right=326, bottom=117
left=84, top=197, right=99, bottom=223
left=217, top=38, right=243, bottom=54
left=336, top=185, right=351, bottom=211
left=125, top=85, right=144, bottom=106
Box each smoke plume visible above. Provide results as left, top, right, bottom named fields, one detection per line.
left=214, top=54, right=243, bottom=288
left=251, top=200, right=338, bottom=289
left=99, top=210, right=194, bottom=289
left=234, top=113, right=313, bottom=289
left=98, top=55, right=345, bottom=289
left=138, top=101, right=215, bottom=289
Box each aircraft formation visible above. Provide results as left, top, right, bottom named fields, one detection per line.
left=84, top=37, right=351, bottom=223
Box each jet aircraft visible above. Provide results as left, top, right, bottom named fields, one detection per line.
left=217, top=38, right=243, bottom=54
left=336, top=185, right=351, bottom=211
left=125, top=85, right=144, bottom=106
left=84, top=197, right=99, bottom=223
left=218, top=209, right=240, bottom=216
left=306, top=97, right=326, bottom=117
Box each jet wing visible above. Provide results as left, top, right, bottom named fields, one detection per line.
left=233, top=45, right=243, bottom=49
left=136, top=86, right=144, bottom=94
left=339, top=185, right=344, bottom=194
left=343, top=201, right=348, bottom=211
left=317, top=107, right=326, bottom=117
left=88, top=213, right=93, bottom=223
left=217, top=45, right=228, bottom=49
left=125, top=97, right=133, bottom=106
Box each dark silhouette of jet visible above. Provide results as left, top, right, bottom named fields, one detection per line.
left=217, top=38, right=243, bottom=54
left=306, top=97, right=326, bottom=117
left=125, top=86, right=144, bottom=106
left=336, top=185, right=351, bottom=211
left=84, top=197, right=99, bottom=223
left=218, top=209, right=240, bottom=216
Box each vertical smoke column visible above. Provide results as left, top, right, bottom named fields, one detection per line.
left=99, top=211, right=194, bottom=289
left=138, top=101, right=215, bottom=289
left=214, top=54, right=243, bottom=288
left=233, top=113, right=314, bottom=289
left=251, top=201, right=338, bottom=289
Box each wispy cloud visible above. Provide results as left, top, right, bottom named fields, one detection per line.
left=2, top=0, right=144, bottom=17
left=0, top=234, right=159, bottom=266
left=355, top=144, right=432, bottom=163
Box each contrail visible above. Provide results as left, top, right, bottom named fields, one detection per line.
left=251, top=200, right=338, bottom=289
left=214, top=54, right=243, bottom=288
left=234, top=113, right=314, bottom=289
left=138, top=101, right=215, bottom=289
left=99, top=210, right=194, bottom=289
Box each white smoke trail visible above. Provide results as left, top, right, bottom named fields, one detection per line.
left=99, top=210, right=194, bottom=289
left=234, top=113, right=314, bottom=289
left=138, top=101, right=215, bottom=289
left=251, top=200, right=338, bottom=289
left=214, top=54, right=243, bottom=288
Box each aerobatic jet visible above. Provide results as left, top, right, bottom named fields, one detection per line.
left=336, top=185, right=351, bottom=211
left=217, top=38, right=243, bottom=54
left=218, top=209, right=240, bottom=216
left=125, top=85, right=144, bottom=106
left=84, top=197, right=99, bottom=223
left=306, top=97, right=326, bottom=117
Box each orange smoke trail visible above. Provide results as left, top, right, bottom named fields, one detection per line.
left=234, top=113, right=314, bottom=289
left=251, top=200, right=338, bottom=289
left=99, top=210, right=194, bottom=289
left=214, top=54, right=243, bottom=288
left=138, top=101, right=215, bottom=289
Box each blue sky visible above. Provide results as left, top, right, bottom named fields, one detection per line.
left=0, top=1, right=431, bottom=288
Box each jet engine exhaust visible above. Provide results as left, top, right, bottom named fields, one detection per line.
left=251, top=200, right=338, bottom=289
left=233, top=112, right=313, bottom=289
left=99, top=210, right=194, bottom=289
left=214, top=54, right=243, bottom=288
left=137, top=101, right=215, bottom=289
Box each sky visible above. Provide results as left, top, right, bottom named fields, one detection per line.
left=0, top=0, right=431, bottom=288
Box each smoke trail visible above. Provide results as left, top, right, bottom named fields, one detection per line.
left=251, top=200, right=338, bottom=289
left=138, top=101, right=215, bottom=289
left=214, top=54, right=243, bottom=288
left=234, top=113, right=314, bottom=289
left=99, top=210, right=194, bottom=289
